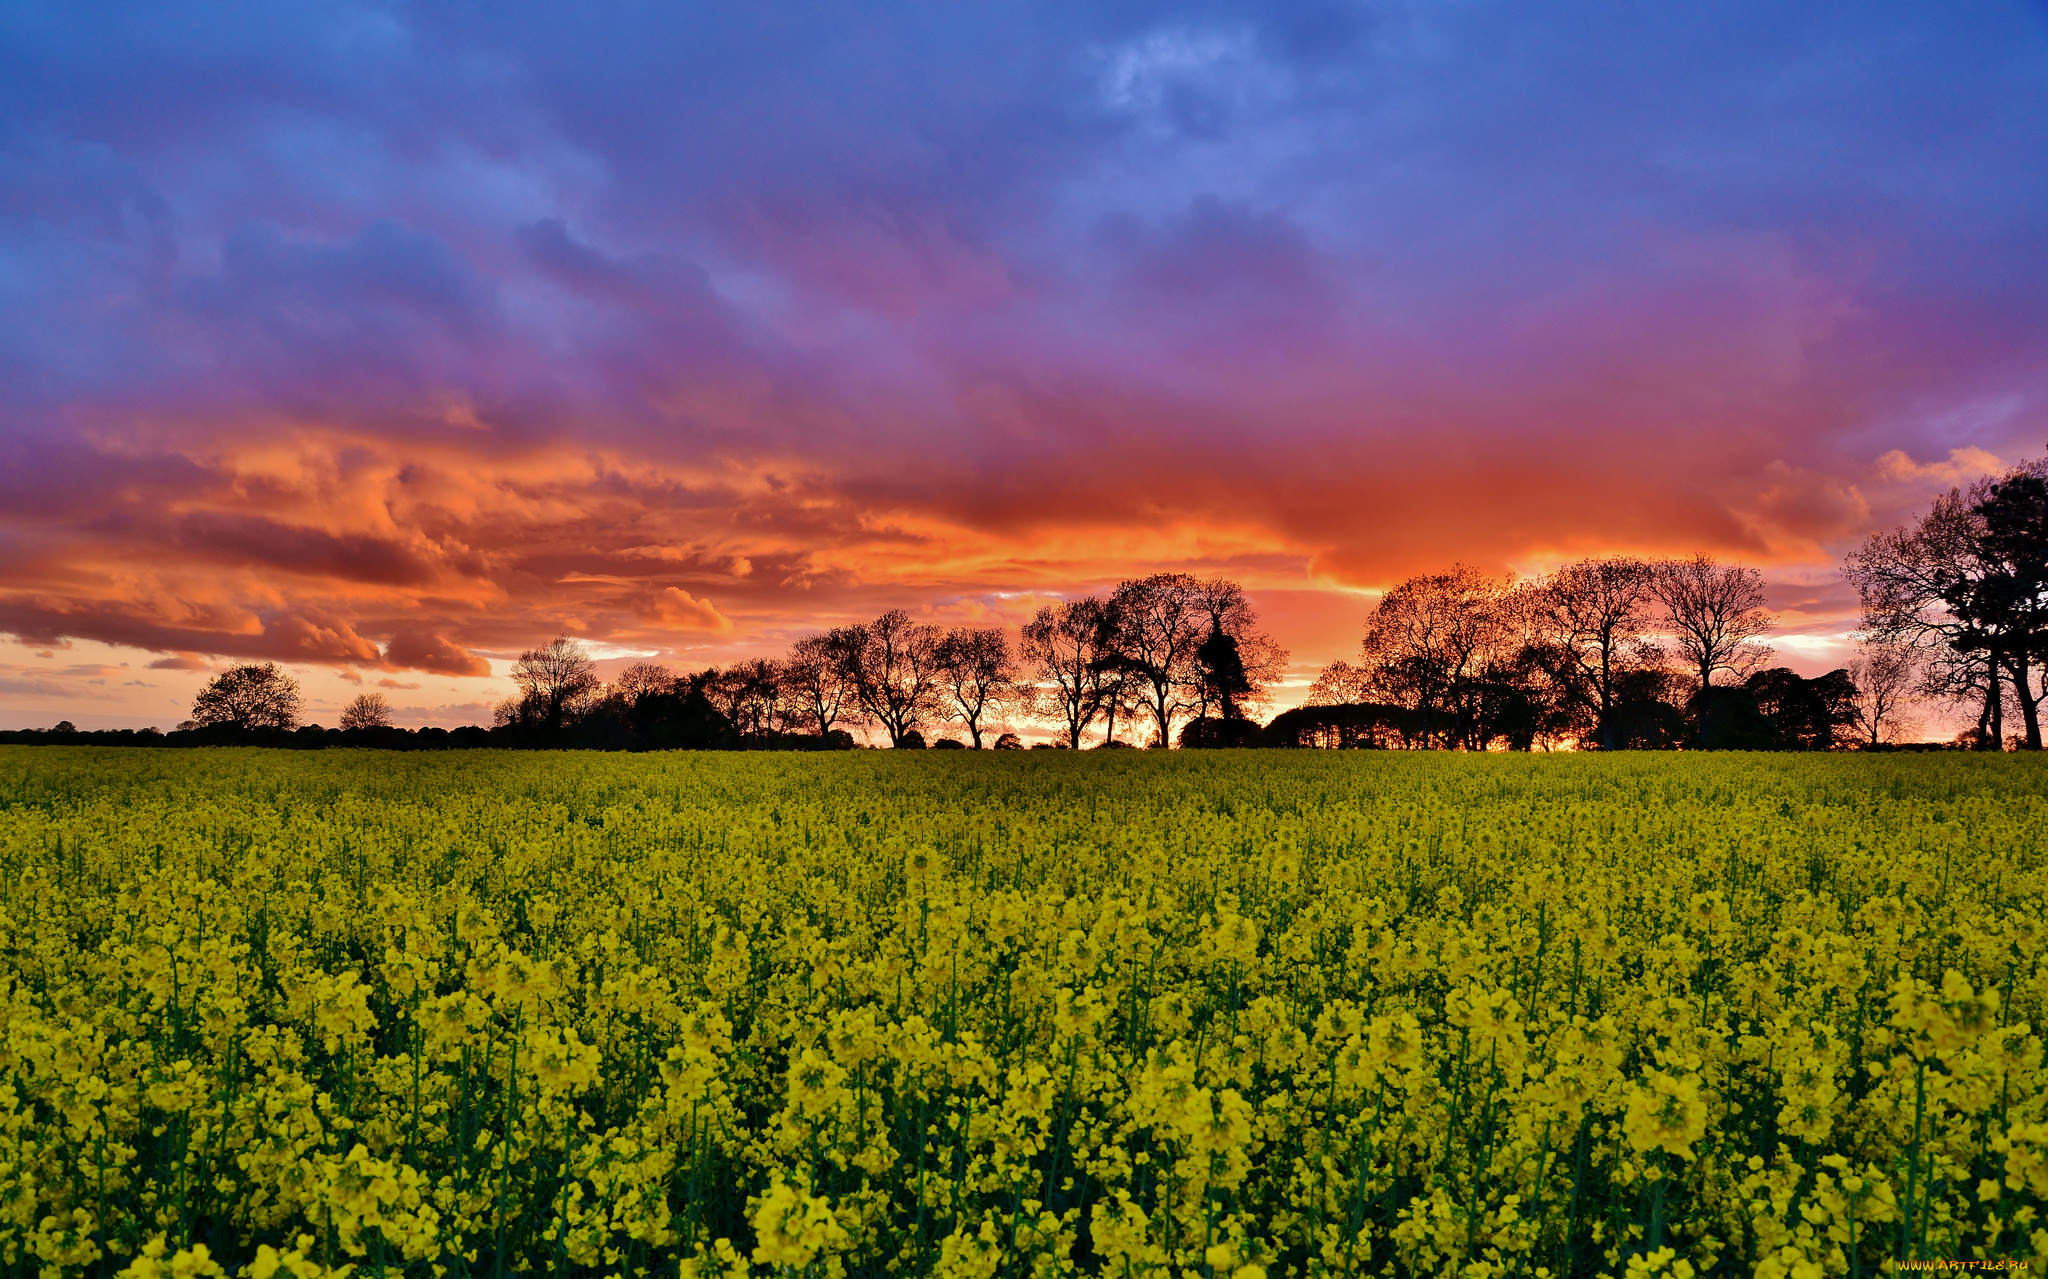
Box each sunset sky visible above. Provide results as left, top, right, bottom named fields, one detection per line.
left=3, top=1, right=2046, bottom=731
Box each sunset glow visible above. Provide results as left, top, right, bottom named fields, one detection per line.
left=4, top=2, right=2045, bottom=729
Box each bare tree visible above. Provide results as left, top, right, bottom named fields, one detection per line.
left=936, top=626, right=1016, bottom=748
left=1532, top=557, right=1662, bottom=749
left=339, top=692, right=393, bottom=731
left=782, top=633, right=857, bottom=738
left=191, top=663, right=303, bottom=731
left=1106, top=573, right=1277, bottom=747
left=1849, top=489, right=2005, bottom=747
left=834, top=610, right=945, bottom=747
left=1650, top=555, right=1775, bottom=693
left=1306, top=659, right=1371, bottom=706
left=1969, top=465, right=2048, bottom=748
left=511, top=636, right=600, bottom=731
left=723, top=657, right=789, bottom=739
left=1021, top=598, right=1116, bottom=749
left=1847, top=637, right=1918, bottom=747
left=1107, top=574, right=1206, bottom=746
left=1357, top=565, right=1511, bottom=748
left=613, top=660, right=676, bottom=708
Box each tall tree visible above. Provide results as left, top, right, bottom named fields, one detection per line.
left=1188, top=578, right=1288, bottom=725
left=1105, top=574, right=1284, bottom=747
left=1844, top=460, right=2048, bottom=750
left=1533, top=557, right=1662, bottom=749
left=782, top=633, right=857, bottom=738
left=834, top=610, right=945, bottom=747
left=191, top=663, right=304, bottom=731
left=1965, top=467, right=2048, bottom=748
left=1194, top=623, right=1253, bottom=721
left=936, top=626, right=1016, bottom=748
left=511, top=637, right=599, bottom=732
left=1651, top=555, right=1775, bottom=694
left=1356, top=565, right=1510, bottom=748
left=1021, top=598, right=1116, bottom=749
left=1106, top=573, right=1208, bottom=747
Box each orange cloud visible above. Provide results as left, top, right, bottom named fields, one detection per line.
left=647, top=588, right=733, bottom=633
left=382, top=630, right=491, bottom=677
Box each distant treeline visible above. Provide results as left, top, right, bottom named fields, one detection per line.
left=0, top=721, right=853, bottom=751
left=13, top=454, right=2044, bottom=751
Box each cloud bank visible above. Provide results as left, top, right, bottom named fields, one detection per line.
left=2, top=1, right=2045, bottom=722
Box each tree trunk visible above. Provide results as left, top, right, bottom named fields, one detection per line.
left=1149, top=686, right=1173, bottom=748
left=1980, top=656, right=2003, bottom=750
left=2007, top=652, right=2043, bottom=750
left=1597, top=649, right=1616, bottom=751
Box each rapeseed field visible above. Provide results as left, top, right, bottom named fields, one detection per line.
left=0, top=748, right=2041, bottom=1279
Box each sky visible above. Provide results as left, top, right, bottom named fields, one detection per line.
left=3, top=0, right=2046, bottom=732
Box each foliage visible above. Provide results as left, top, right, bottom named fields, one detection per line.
left=189, top=664, right=305, bottom=732
left=1846, top=455, right=2048, bottom=750
left=0, top=748, right=2043, bottom=1278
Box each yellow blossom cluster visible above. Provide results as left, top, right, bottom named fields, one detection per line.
left=0, top=746, right=2042, bottom=1277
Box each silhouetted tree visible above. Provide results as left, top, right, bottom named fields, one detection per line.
left=1533, top=557, right=1662, bottom=749
left=723, top=658, right=789, bottom=741
left=191, top=663, right=303, bottom=732
left=835, top=610, right=945, bottom=747
left=1106, top=574, right=1208, bottom=747
left=1096, top=664, right=1144, bottom=747
left=1604, top=669, right=1687, bottom=749
left=1355, top=565, right=1510, bottom=749
left=1021, top=598, right=1116, bottom=749
left=1106, top=575, right=1286, bottom=747
left=339, top=692, right=393, bottom=731
left=1306, top=660, right=1369, bottom=707
left=1967, top=467, right=2048, bottom=747
left=1691, top=685, right=1780, bottom=750
left=1651, top=555, right=1775, bottom=697
left=1194, top=622, right=1253, bottom=721
left=1184, top=579, right=1288, bottom=733
left=782, top=633, right=858, bottom=738
left=1846, top=457, right=2048, bottom=749
left=1744, top=667, right=1859, bottom=750
left=1847, top=637, right=1918, bottom=746
left=510, top=637, right=599, bottom=733
left=613, top=660, right=676, bottom=708
left=936, top=626, right=1016, bottom=748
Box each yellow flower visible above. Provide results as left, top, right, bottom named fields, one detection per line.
left=748, top=1176, right=847, bottom=1270
left=1623, top=1070, right=1707, bottom=1160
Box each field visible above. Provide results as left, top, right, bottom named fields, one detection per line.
left=0, top=749, right=2042, bottom=1279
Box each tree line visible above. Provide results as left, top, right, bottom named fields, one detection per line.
left=481, top=572, right=1288, bottom=750
left=1284, top=555, right=1864, bottom=751
left=1278, top=449, right=2044, bottom=752
left=7, top=452, right=2039, bottom=751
